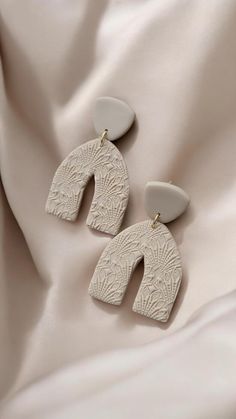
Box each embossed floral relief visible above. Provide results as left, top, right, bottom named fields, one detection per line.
left=46, top=138, right=129, bottom=235
left=89, top=220, right=182, bottom=322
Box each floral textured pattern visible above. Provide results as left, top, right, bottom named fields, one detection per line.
left=89, top=220, right=182, bottom=322
left=46, top=138, right=129, bottom=235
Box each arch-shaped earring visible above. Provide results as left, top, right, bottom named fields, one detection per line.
left=46, top=97, right=135, bottom=235
left=88, top=181, right=190, bottom=322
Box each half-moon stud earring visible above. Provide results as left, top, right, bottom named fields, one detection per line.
left=88, top=181, right=190, bottom=322
left=46, top=97, right=135, bottom=235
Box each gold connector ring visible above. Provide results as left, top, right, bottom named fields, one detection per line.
left=151, top=212, right=160, bottom=229
left=100, top=129, right=108, bottom=146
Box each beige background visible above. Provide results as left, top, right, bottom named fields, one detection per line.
left=1, top=0, right=236, bottom=417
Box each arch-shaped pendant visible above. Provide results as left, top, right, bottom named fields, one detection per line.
left=88, top=220, right=182, bottom=322
left=46, top=138, right=129, bottom=235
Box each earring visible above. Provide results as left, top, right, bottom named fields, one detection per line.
left=88, top=181, right=190, bottom=322
left=46, top=97, right=135, bottom=235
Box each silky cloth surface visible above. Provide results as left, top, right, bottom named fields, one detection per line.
left=0, top=0, right=236, bottom=418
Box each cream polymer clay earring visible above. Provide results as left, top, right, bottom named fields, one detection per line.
left=88, top=181, right=190, bottom=322
left=46, top=97, right=135, bottom=235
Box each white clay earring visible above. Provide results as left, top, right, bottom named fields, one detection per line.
left=88, top=181, right=190, bottom=322
left=46, top=97, right=135, bottom=235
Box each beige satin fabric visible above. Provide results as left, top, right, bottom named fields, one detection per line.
left=1, top=0, right=236, bottom=417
